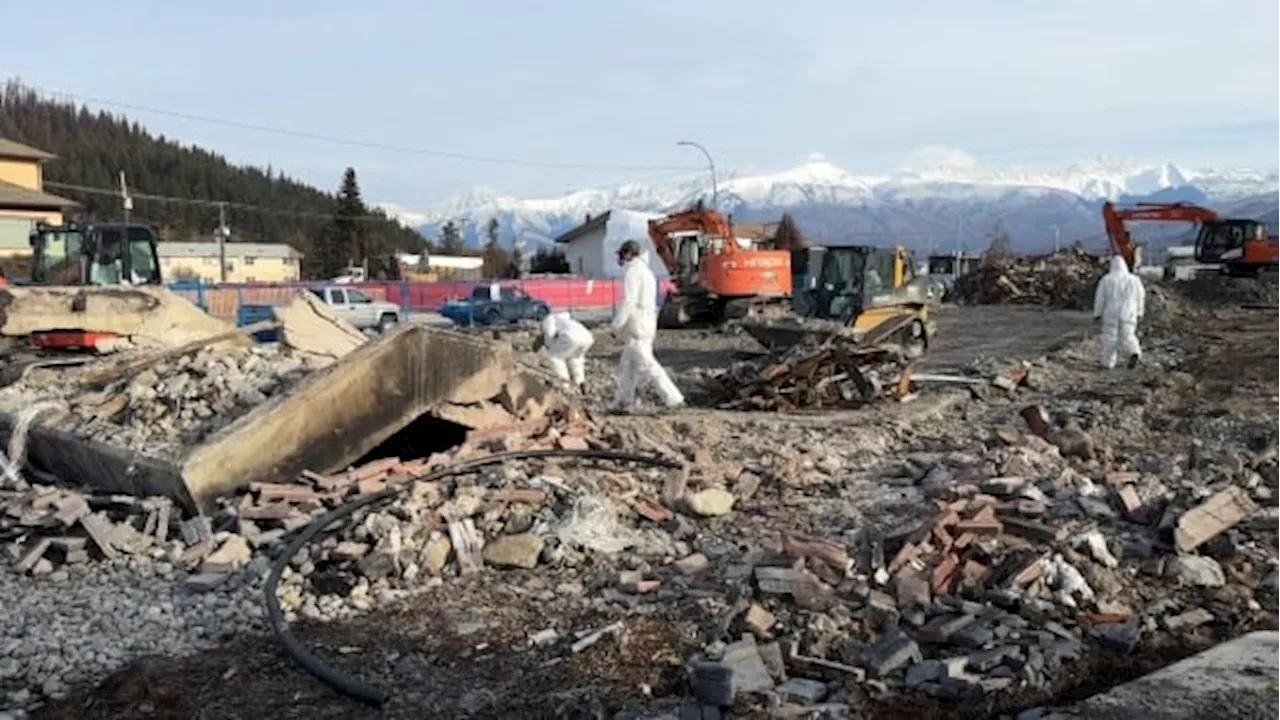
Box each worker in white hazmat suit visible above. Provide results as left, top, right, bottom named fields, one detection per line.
left=534, top=311, right=594, bottom=393
left=610, top=240, right=685, bottom=412
left=1093, top=255, right=1146, bottom=369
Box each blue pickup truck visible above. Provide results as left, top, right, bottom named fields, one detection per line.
left=439, top=284, right=551, bottom=327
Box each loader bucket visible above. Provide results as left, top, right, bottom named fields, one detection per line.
left=0, top=326, right=564, bottom=513
left=0, top=286, right=239, bottom=348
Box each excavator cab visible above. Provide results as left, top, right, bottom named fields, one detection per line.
left=672, top=231, right=703, bottom=288
left=1194, top=219, right=1277, bottom=275
left=29, top=222, right=163, bottom=286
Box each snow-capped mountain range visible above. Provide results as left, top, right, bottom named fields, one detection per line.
left=380, top=154, right=1279, bottom=255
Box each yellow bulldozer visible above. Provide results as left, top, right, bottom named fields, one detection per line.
left=741, top=244, right=939, bottom=355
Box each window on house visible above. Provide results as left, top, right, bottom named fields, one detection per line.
left=244, top=256, right=256, bottom=266
left=245, top=276, right=256, bottom=283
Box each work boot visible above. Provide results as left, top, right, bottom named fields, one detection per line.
left=1126, top=354, right=1140, bottom=369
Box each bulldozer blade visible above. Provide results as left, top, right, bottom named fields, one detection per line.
left=738, top=317, right=857, bottom=352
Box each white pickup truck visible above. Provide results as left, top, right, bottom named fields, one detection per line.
left=310, top=286, right=402, bottom=333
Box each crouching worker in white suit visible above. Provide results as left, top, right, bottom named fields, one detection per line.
left=1093, top=255, right=1145, bottom=369
left=610, top=240, right=685, bottom=412
left=534, top=311, right=594, bottom=393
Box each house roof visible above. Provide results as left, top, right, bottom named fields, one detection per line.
left=156, top=241, right=304, bottom=260
left=554, top=211, right=611, bottom=244
left=0, top=179, right=80, bottom=211
left=0, top=138, right=57, bottom=162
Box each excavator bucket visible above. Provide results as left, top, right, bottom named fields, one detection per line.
left=0, top=324, right=565, bottom=514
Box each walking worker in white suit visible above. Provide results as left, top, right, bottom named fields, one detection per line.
left=610, top=240, right=685, bottom=412
left=1093, top=255, right=1146, bottom=369
left=534, top=311, right=594, bottom=393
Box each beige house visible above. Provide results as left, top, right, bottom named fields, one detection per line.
left=0, top=138, right=80, bottom=258
left=157, top=242, right=303, bottom=283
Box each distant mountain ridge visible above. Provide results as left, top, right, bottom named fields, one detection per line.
left=383, top=154, right=1279, bottom=256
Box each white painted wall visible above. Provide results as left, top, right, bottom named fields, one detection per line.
left=559, top=210, right=669, bottom=280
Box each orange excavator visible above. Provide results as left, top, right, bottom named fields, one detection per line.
left=1102, top=201, right=1278, bottom=277
left=1102, top=201, right=1218, bottom=270
left=647, top=204, right=792, bottom=328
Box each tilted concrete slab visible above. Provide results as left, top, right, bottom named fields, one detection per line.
left=1036, top=631, right=1279, bottom=720
left=1, top=325, right=563, bottom=513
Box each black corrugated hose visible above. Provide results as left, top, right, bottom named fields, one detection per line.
left=263, top=448, right=684, bottom=707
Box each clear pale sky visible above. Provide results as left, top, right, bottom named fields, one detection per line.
left=2, top=0, right=1276, bottom=208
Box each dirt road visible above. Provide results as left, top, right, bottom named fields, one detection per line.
left=919, top=305, right=1095, bottom=372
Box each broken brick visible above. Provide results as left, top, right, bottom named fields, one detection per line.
left=931, top=553, right=960, bottom=594
left=629, top=498, right=672, bottom=523
left=250, top=482, right=323, bottom=503
left=1020, top=405, right=1052, bottom=439
left=556, top=435, right=590, bottom=452
left=1001, top=517, right=1066, bottom=544
left=1118, top=485, right=1145, bottom=520
left=744, top=603, right=777, bottom=635
left=953, top=518, right=1003, bottom=536
left=1174, top=486, right=1258, bottom=553
left=960, top=560, right=990, bottom=589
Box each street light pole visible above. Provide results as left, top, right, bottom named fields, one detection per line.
left=677, top=140, right=717, bottom=209
left=1052, top=226, right=1061, bottom=253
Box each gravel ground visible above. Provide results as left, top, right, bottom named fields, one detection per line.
left=4, top=293, right=1277, bottom=720
left=0, top=555, right=268, bottom=709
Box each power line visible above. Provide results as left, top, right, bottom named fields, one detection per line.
left=39, top=87, right=702, bottom=173
left=45, top=181, right=402, bottom=224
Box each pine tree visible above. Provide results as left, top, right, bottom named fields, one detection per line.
left=485, top=217, right=500, bottom=247
left=440, top=221, right=464, bottom=255
left=775, top=213, right=807, bottom=250
left=335, top=168, right=366, bottom=258
left=529, top=247, right=571, bottom=274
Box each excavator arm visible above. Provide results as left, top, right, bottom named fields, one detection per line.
left=1101, top=201, right=1220, bottom=269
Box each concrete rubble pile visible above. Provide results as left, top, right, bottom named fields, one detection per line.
left=670, top=416, right=1278, bottom=715
left=0, top=411, right=592, bottom=707
left=704, top=340, right=912, bottom=411
left=1, top=344, right=326, bottom=460
left=2, top=409, right=591, bottom=583
left=952, top=248, right=1107, bottom=310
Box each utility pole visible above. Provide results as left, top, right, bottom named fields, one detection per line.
left=119, top=171, right=132, bottom=228
left=1052, top=226, right=1061, bottom=253
left=677, top=140, right=718, bottom=209
left=216, top=203, right=230, bottom=284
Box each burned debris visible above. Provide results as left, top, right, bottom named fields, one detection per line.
left=951, top=248, right=1107, bottom=309
left=0, top=273, right=1276, bottom=718
left=706, top=340, right=913, bottom=411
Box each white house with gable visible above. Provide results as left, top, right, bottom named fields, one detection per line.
left=553, top=210, right=669, bottom=280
